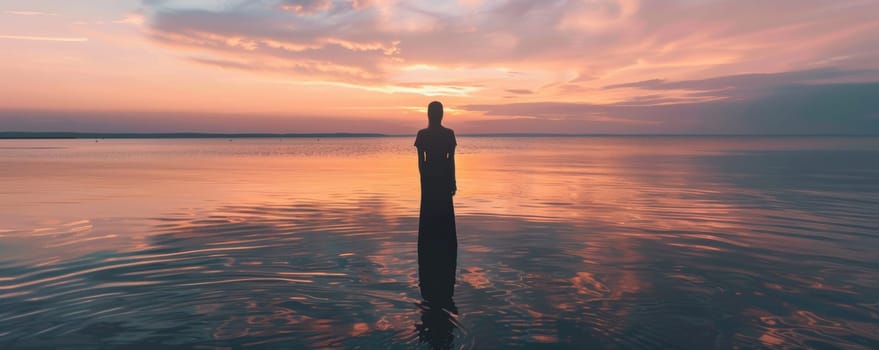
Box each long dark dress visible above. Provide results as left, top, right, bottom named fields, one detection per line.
left=415, top=126, right=458, bottom=305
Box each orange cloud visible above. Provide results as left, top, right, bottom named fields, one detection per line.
left=0, top=35, right=88, bottom=42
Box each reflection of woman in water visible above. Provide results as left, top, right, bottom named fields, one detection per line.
left=415, top=101, right=458, bottom=307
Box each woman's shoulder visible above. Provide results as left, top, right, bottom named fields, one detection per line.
left=444, top=127, right=456, bottom=146
left=417, top=127, right=455, bottom=140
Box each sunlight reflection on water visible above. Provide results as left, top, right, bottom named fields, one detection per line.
left=1, top=137, right=878, bottom=349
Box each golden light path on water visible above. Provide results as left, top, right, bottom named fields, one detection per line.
left=0, top=137, right=878, bottom=349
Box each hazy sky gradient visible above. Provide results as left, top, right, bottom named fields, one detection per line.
left=1, top=0, right=878, bottom=133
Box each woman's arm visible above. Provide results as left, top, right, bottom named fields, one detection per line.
left=415, top=130, right=425, bottom=176
left=417, top=147, right=425, bottom=176
left=449, top=147, right=457, bottom=196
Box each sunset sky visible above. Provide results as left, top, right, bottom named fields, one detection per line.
left=1, top=0, right=878, bottom=134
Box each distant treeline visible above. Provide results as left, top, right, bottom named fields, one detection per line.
left=0, top=132, right=387, bottom=139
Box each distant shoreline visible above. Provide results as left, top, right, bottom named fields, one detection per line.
left=0, top=132, right=387, bottom=139
left=1, top=132, right=877, bottom=139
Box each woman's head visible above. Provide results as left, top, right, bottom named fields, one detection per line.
left=427, top=101, right=443, bottom=126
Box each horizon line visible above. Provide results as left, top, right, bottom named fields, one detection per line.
left=2, top=131, right=878, bottom=139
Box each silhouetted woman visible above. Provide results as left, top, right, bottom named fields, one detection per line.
left=415, top=101, right=458, bottom=308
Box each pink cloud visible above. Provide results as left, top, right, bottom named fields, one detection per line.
left=278, top=0, right=334, bottom=14
left=141, top=0, right=879, bottom=86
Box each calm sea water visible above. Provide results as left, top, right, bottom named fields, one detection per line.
left=1, top=137, right=878, bottom=349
